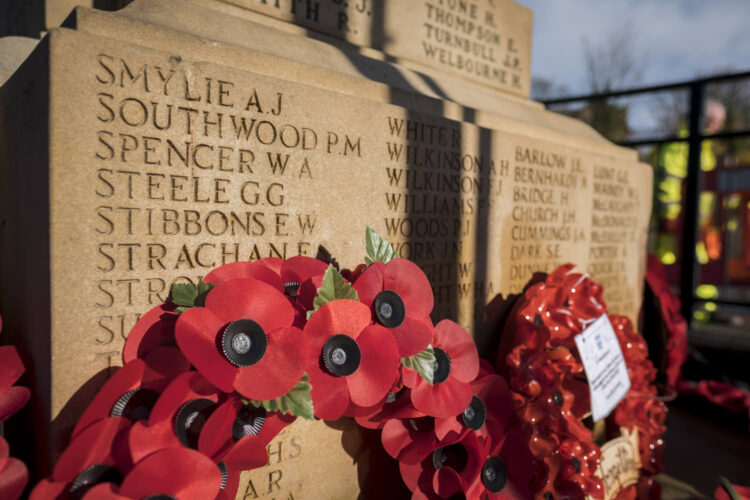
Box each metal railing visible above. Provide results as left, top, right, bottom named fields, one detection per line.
left=542, top=71, right=750, bottom=322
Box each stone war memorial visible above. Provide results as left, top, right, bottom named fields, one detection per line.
left=0, top=0, right=653, bottom=499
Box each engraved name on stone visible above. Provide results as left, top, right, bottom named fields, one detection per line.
left=219, top=0, right=532, bottom=96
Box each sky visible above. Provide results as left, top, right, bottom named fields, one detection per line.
left=517, top=0, right=750, bottom=98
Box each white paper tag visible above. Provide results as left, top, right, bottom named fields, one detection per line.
left=594, top=428, right=642, bottom=500
left=574, top=315, right=630, bottom=422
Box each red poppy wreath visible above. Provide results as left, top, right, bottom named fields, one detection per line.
left=496, top=265, right=667, bottom=500
left=29, top=229, right=538, bottom=500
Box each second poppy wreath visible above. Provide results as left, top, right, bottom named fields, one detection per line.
left=29, top=228, right=662, bottom=500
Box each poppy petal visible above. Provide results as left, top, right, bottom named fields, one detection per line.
left=175, top=308, right=236, bottom=393
left=383, top=259, right=434, bottom=317
left=433, top=466, right=465, bottom=498
left=499, top=432, right=535, bottom=489
left=0, top=437, right=7, bottom=469
left=307, top=368, right=350, bottom=421
left=398, top=460, right=424, bottom=492
left=0, top=346, right=24, bottom=392
left=347, top=325, right=399, bottom=407
left=204, top=279, right=294, bottom=333
left=434, top=320, right=479, bottom=383
left=197, top=398, right=241, bottom=460
left=281, top=256, right=328, bottom=284
left=390, top=315, right=434, bottom=357
left=234, top=326, right=306, bottom=401
left=259, top=257, right=284, bottom=276
left=352, top=262, right=385, bottom=309
left=221, top=435, right=270, bottom=471
left=412, top=376, right=473, bottom=419
left=127, top=420, right=180, bottom=466
left=401, top=366, right=421, bottom=389
left=304, top=300, right=373, bottom=345
left=123, top=304, right=178, bottom=363
left=434, top=414, right=464, bottom=442
left=81, top=482, right=129, bottom=499
left=0, top=387, right=29, bottom=423
left=29, top=479, right=67, bottom=500
left=0, top=457, right=27, bottom=500
left=142, top=347, right=192, bottom=388
left=204, top=261, right=283, bottom=291
left=119, top=448, right=221, bottom=500
left=380, top=419, right=411, bottom=460
left=475, top=375, right=513, bottom=438
left=381, top=419, right=436, bottom=465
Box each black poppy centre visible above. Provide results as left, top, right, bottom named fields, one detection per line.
left=386, top=386, right=407, bottom=404
left=221, top=319, right=268, bottom=367
left=482, top=456, right=508, bottom=493
left=552, top=390, right=563, bottom=407
left=284, top=281, right=301, bottom=298
left=174, top=398, right=216, bottom=449
left=322, top=334, right=361, bottom=377
left=110, top=388, right=159, bottom=422
left=462, top=395, right=487, bottom=430
left=143, top=495, right=178, bottom=500
left=432, top=443, right=468, bottom=473
left=374, top=290, right=405, bottom=328
left=408, top=416, right=435, bottom=432
left=69, top=464, right=123, bottom=499
left=232, top=405, right=266, bottom=440
left=217, top=462, right=228, bottom=490
left=432, top=347, right=452, bottom=384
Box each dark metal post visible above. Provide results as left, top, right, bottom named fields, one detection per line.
left=680, top=83, right=705, bottom=322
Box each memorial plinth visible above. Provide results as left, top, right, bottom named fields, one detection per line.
left=0, top=1, right=652, bottom=497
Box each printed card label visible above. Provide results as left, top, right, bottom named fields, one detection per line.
left=574, top=315, right=631, bottom=422
left=587, top=428, right=642, bottom=500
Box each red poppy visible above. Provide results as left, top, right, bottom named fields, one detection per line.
left=644, top=254, right=688, bottom=389
left=434, top=372, right=514, bottom=445
left=127, top=371, right=222, bottom=465
left=73, top=348, right=190, bottom=438
left=197, top=394, right=295, bottom=470
left=30, top=417, right=132, bottom=500
left=398, top=430, right=484, bottom=500
left=277, top=256, right=328, bottom=298
left=556, top=438, right=604, bottom=499
left=303, top=299, right=400, bottom=420
left=382, top=369, right=515, bottom=467
left=82, top=448, right=223, bottom=500
left=353, top=259, right=434, bottom=357
left=457, top=431, right=535, bottom=500
left=175, top=278, right=305, bottom=401
left=403, top=320, right=479, bottom=418
left=275, top=256, right=330, bottom=323
left=122, top=303, right=178, bottom=363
